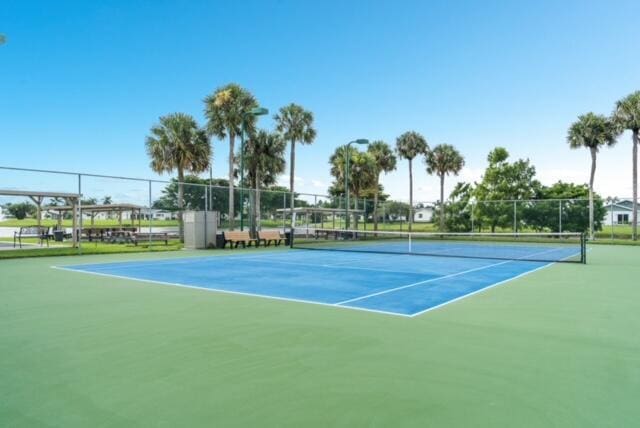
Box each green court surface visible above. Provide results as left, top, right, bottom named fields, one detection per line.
left=1, top=245, right=639, bottom=427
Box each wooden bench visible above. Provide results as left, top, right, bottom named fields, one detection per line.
left=258, top=230, right=284, bottom=247
left=13, top=226, right=51, bottom=248
left=132, top=232, right=177, bottom=246
left=223, top=231, right=257, bottom=248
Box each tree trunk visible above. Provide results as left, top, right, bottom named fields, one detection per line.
left=589, top=147, right=597, bottom=240
left=228, top=133, right=235, bottom=230
left=177, top=168, right=185, bottom=243
left=289, top=139, right=296, bottom=220
left=408, top=158, right=413, bottom=232
left=439, top=173, right=445, bottom=232
left=633, top=130, right=638, bottom=241
left=373, top=174, right=380, bottom=231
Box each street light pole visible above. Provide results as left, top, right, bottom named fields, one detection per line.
left=344, top=139, right=369, bottom=230
left=240, top=107, right=269, bottom=231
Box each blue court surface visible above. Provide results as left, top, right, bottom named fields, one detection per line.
left=55, top=247, right=571, bottom=317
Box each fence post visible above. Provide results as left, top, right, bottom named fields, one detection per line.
left=290, top=191, right=295, bottom=230
left=363, top=197, right=367, bottom=231
left=204, top=184, right=208, bottom=248
left=282, top=192, right=286, bottom=232
left=382, top=203, right=386, bottom=228
left=513, top=201, right=517, bottom=233
left=78, top=174, right=82, bottom=254
left=149, top=180, right=153, bottom=249
left=471, top=201, right=474, bottom=232
left=559, top=200, right=562, bottom=233
left=611, top=200, right=614, bottom=240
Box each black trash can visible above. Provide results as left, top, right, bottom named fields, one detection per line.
left=284, top=231, right=292, bottom=246
left=53, top=230, right=65, bottom=242
left=215, top=232, right=226, bottom=249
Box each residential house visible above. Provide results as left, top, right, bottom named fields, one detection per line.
left=603, top=200, right=636, bottom=226
left=413, top=206, right=434, bottom=223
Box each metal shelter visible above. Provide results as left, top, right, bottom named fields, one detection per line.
left=48, top=203, right=143, bottom=229
left=0, top=189, right=82, bottom=247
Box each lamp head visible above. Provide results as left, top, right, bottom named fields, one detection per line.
left=248, top=107, right=269, bottom=116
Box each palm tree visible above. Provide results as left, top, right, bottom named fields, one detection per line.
left=367, top=141, right=397, bottom=230
left=329, top=147, right=377, bottom=228
left=567, top=113, right=617, bottom=239
left=396, top=131, right=428, bottom=231
left=274, top=104, right=316, bottom=214
left=612, top=91, right=640, bottom=240
left=240, top=130, right=286, bottom=234
left=146, top=113, right=210, bottom=241
left=204, top=84, right=258, bottom=230
left=425, top=144, right=465, bottom=231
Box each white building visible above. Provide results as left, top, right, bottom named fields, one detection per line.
left=413, top=206, right=434, bottom=223
left=603, top=200, right=635, bottom=226
left=0, top=206, right=4, bottom=221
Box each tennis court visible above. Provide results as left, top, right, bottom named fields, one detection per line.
left=58, top=230, right=585, bottom=317
left=3, top=243, right=639, bottom=426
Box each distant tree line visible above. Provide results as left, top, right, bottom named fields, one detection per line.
left=430, top=148, right=605, bottom=233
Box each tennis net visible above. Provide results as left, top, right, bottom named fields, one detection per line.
left=290, top=228, right=586, bottom=263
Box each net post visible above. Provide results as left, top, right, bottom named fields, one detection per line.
left=289, top=227, right=294, bottom=248
left=582, top=232, right=587, bottom=264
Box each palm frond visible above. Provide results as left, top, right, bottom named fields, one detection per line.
left=396, top=131, right=428, bottom=160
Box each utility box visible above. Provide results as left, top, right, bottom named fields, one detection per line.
left=183, top=211, right=219, bottom=249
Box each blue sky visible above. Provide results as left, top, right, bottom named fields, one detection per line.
left=1, top=0, right=639, bottom=204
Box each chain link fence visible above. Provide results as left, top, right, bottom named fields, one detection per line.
left=0, top=166, right=637, bottom=257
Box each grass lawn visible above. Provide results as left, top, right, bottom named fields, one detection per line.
left=1, top=245, right=639, bottom=426
left=0, top=240, right=183, bottom=259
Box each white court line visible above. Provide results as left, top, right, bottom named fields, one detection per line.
left=50, top=265, right=413, bottom=318
left=408, top=263, right=552, bottom=317
left=335, top=246, right=568, bottom=306
left=409, top=249, right=582, bottom=317
left=334, top=259, right=514, bottom=305
left=73, top=251, right=417, bottom=275
left=239, top=256, right=429, bottom=275
left=244, top=253, right=369, bottom=267
left=51, top=246, right=582, bottom=318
